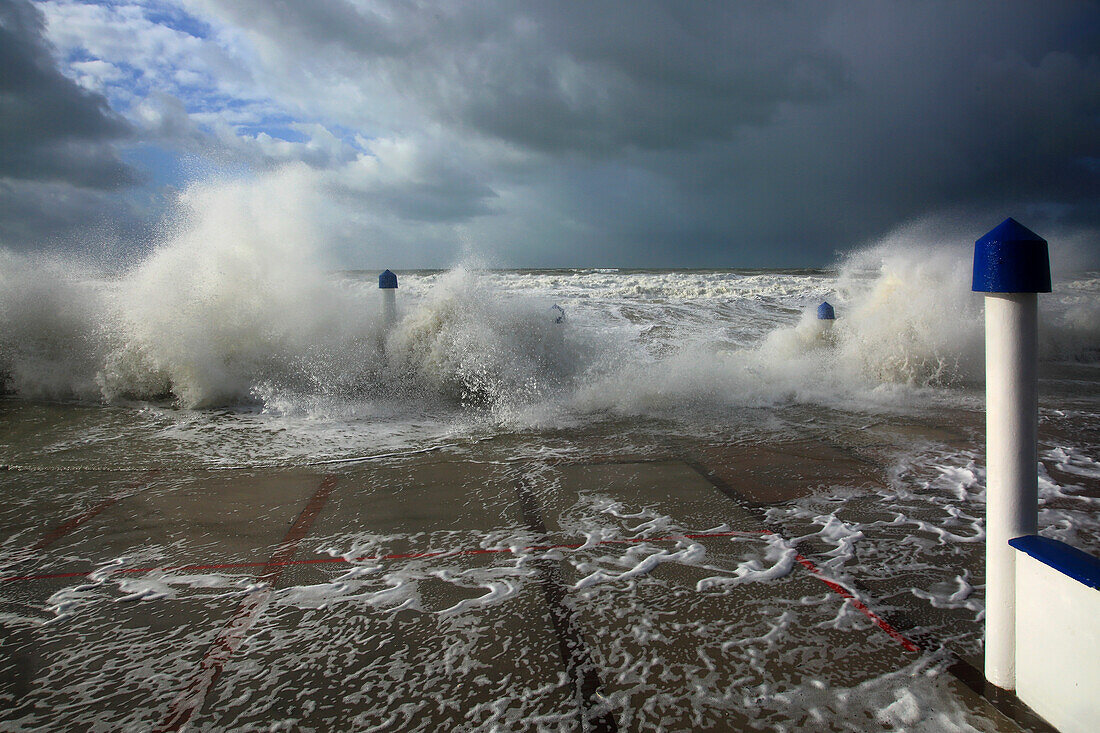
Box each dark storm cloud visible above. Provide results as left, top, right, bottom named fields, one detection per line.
left=704, top=0, right=1100, bottom=261
left=8, top=0, right=1095, bottom=265
left=0, top=0, right=137, bottom=188
left=0, top=178, right=150, bottom=251
left=193, top=0, right=1100, bottom=265
left=203, top=0, right=847, bottom=155
left=0, top=0, right=151, bottom=253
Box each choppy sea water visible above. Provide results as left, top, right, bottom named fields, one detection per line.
left=1, top=222, right=1099, bottom=729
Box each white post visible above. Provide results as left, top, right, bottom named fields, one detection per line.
left=379, top=269, right=398, bottom=328
left=973, top=218, right=1051, bottom=690
left=983, top=292, right=1038, bottom=688
left=817, top=301, right=836, bottom=342
left=382, top=289, right=396, bottom=326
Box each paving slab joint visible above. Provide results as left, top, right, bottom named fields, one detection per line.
left=513, top=476, right=618, bottom=732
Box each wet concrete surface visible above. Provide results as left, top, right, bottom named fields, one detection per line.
left=0, top=443, right=1047, bottom=731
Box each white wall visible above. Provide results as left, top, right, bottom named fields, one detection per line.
left=1014, top=542, right=1100, bottom=733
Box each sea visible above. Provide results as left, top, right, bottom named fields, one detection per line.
left=1, top=230, right=1097, bottom=483
left=1, top=216, right=1099, bottom=729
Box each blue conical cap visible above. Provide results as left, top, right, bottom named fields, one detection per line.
left=379, top=269, right=398, bottom=289
left=977, top=217, right=1046, bottom=247
left=972, top=218, right=1051, bottom=293
left=817, top=301, right=835, bottom=320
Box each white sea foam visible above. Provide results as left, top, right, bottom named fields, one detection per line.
left=695, top=533, right=797, bottom=591
left=2, top=172, right=1098, bottom=467
left=1045, top=445, right=1100, bottom=480
left=7, top=438, right=1095, bottom=730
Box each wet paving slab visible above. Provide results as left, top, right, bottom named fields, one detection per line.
left=0, top=449, right=1046, bottom=731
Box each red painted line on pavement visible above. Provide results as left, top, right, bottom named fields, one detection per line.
left=32, top=496, right=121, bottom=551
left=3, top=522, right=923, bottom=654
left=156, top=474, right=339, bottom=733
left=2, top=530, right=766, bottom=583
left=257, top=475, right=340, bottom=584
left=0, top=570, right=92, bottom=582
left=31, top=470, right=160, bottom=551
left=7, top=510, right=917, bottom=657
left=747, top=528, right=917, bottom=652
left=792, top=551, right=920, bottom=653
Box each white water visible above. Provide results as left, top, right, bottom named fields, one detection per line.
left=7, top=439, right=1097, bottom=730
left=2, top=176, right=1097, bottom=427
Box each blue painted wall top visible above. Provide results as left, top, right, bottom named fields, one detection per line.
left=379, top=269, right=398, bottom=289
left=972, top=218, right=1051, bottom=293
left=1009, top=534, right=1100, bottom=590
left=817, top=301, right=835, bottom=320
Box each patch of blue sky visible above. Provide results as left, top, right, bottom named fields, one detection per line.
left=62, top=0, right=123, bottom=7
left=122, top=141, right=258, bottom=196
left=139, top=1, right=213, bottom=39
left=184, top=94, right=287, bottom=128
left=72, top=0, right=211, bottom=39
left=174, top=87, right=237, bottom=112
left=61, top=50, right=144, bottom=107
left=151, top=75, right=277, bottom=118
left=237, top=118, right=368, bottom=149
left=63, top=45, right=99, bottom=64
left=121, top=143, right=190, bottom=189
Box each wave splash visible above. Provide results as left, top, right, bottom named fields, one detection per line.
left=1, top=174, right=1096, bottom=423
left=0, top=170, right=588, bottom=417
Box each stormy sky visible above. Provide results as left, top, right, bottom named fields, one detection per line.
left=1, top=0, right=1098, bottom=268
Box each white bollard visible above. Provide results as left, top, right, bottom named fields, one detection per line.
left=379, top=269, right=398, bottom=329
left=816, top=301, right=836, bottom=344
left=972, top=218, right=1051, bottom=690
left=984, top=291, right=1038, bottom=688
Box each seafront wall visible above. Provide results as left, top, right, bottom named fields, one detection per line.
left=1010, top=536, right=1100, bottom=733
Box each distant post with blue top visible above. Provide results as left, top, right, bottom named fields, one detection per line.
left=379, top=269, right=398, bottom=328
left=972, top=218, right=1050, bottom=690
left=816, top=301, right=836, bottom=343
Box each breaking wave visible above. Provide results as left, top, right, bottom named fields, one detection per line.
left=1, top=172, right=1097, bottom=424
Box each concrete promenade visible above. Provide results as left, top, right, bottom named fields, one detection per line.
left=0, top=438, right=1049, bottom=731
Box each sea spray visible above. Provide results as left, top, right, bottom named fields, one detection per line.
left=826, top=223, right=1099, bottom=383
left=0, top=250, right=106, bottom=399
left=830, top=241, right=984, bottom=386
left=570, top=244, right=984, bottom=419
left=1, top=178, right=1097, bottom=424
left=383, top=266, right=584, bottom=417
left=104, top=166, right=376, bottom=407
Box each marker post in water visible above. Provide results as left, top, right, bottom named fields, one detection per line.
left=972, top=218, right=1051, bottom=690
left=817, top=301, right=836, bottom=343
left=379, top=269, right=398, bottom=328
